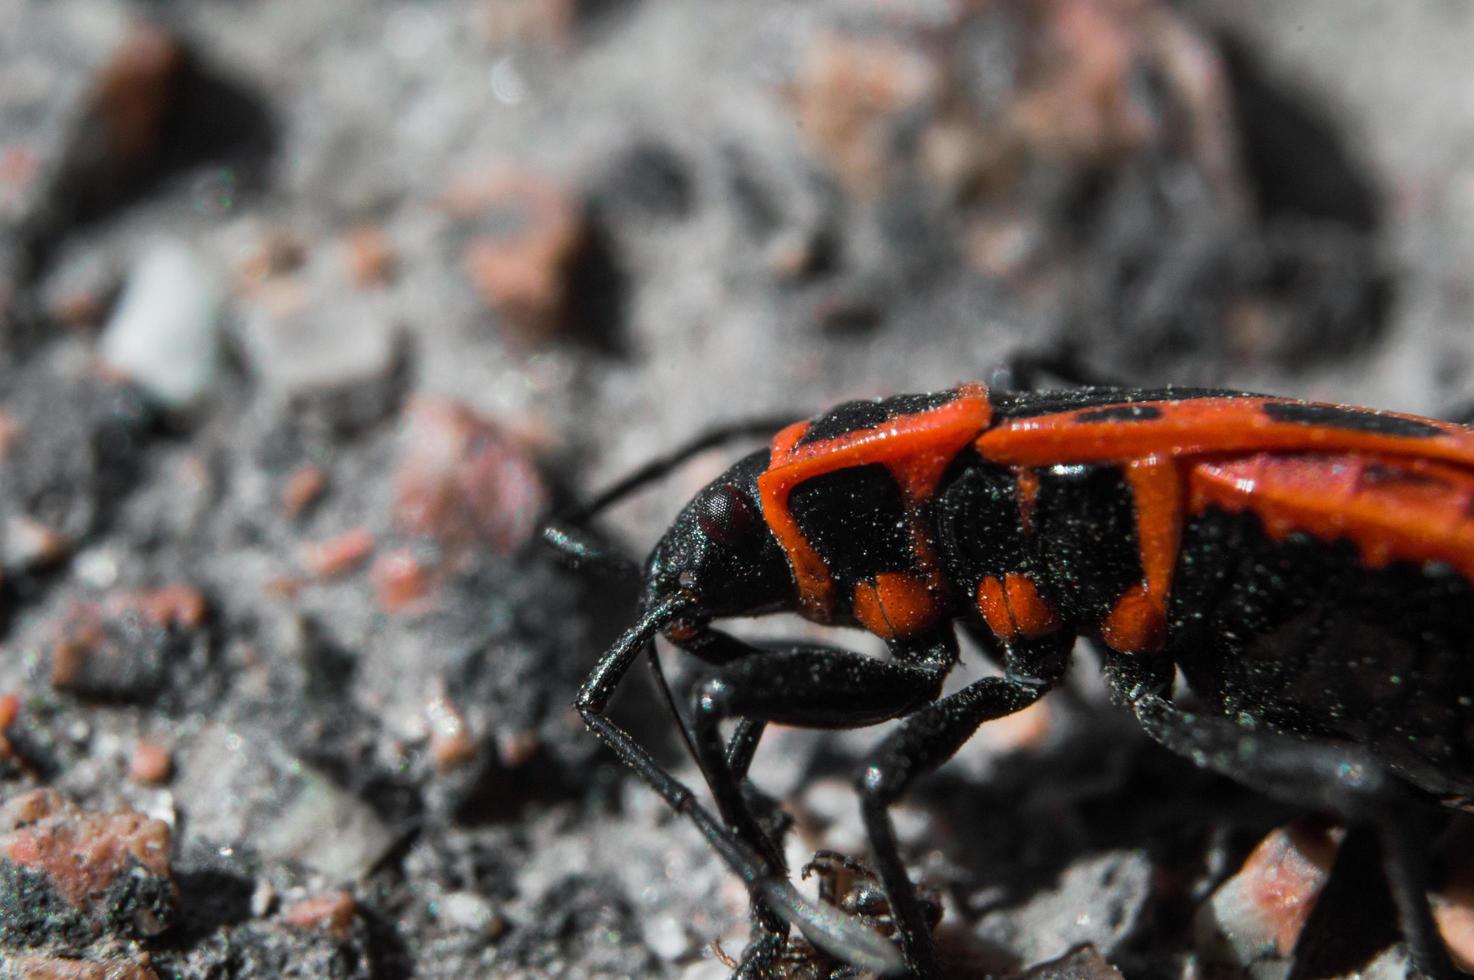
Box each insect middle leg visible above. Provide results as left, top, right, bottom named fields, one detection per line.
left=851, top=628, right=1073, bottom=977
left=852, top=675, right=1050, bottom=975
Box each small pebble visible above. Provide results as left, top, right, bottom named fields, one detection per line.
left=394, top=397, right=548, bottom=554
left=786, top=35, right=938, bottom=198
left=1, top=789, right=178, bottom=937
left=300, top=528, right=375, bottom=578
left=100, top=239, right=226, bottom=408
left=452, top=170, right=586, bottom=343
left=0, top=692, right=19, bottom=767
left=284, top=890, right=357, bottom=937
left=2, top=515, right=69, bottom=569
left=371, top=550, right=431, bottom=613
left=438, top=890, right=504, bottom=936
left=281, top=465, right=327, bottom=518
left=643, top=914, right=691, bottom=961
left=236, top=230, right=305, bottom=287
left=426, top=694, right=476, bottom=770
left=129, top=740, right=173, bottom=785
left=496, top=728, right=539, bottom=769
left=236, top=281, right=402, bottom=425
left=3, top=956, right=159, bottom=979
left=91, top=25, right=185, bottom=164
left=1195, top=821, right=1339, bottom=970
left=251, top=878, right=277, bottom=918
left=0, top=410, right=19, bottom=457
left=341, top=225, right=396, bottom=287
left=131, top=585, right=209, bottom=629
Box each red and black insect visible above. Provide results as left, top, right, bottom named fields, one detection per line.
left=545, top=374, right=1474, bottom=978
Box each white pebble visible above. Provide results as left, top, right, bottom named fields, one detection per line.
left=101, top=239, right=225, bottom=408
left=643, top=914, right=690, bottom=961
left=439, top=890, right=503, bottom=936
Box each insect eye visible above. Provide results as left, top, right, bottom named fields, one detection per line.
left=695, top=484, right=759, bottom=549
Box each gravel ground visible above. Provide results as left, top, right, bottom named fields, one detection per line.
left=0, top=2, right=1472, bottom=978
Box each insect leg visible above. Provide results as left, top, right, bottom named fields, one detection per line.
left=576, top=599, right=905, bottom=975
left=996, top=347, right=1126, bottom=392
left=854, top=672, right=1054, bottom=977
left=1105, top=656, right=1456, bottom=980
left=691, top=636, right=955, bottom=864
left=726, top=717, right=766, bottom=779
left=1287, top=823, right=1400, bottom=980
left=684, top=630, right=960, bottom=975
left=575, top=596, right=788, bottom=937
left=1440, top=400, right=1474, bottom=426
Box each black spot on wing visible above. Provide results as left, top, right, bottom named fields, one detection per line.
left=1075, top=404, right=1164, bottom=423
left=1357, top=463, right=1441, bottom=488
left=798, top=390, right=958, bottom=446
left=1261, top=401, right=1446, bottom=438
left=991, top=386, right=1255, bottom=420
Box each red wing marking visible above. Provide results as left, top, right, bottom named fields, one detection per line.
left=977, top=397, right=1474, bottom=469
left=1100, top=456, right=1183, bottom=653
left=1190, top=453, right=1474, bottom=582
left=976, top=394, right=1474, bottom=644
left=759, top=384, right=992, bottom=622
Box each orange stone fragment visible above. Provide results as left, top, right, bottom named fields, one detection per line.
left=285, top=890, right=357, bottom=937
left=372, top=551, right=431, bottom=613
left=2, top=790, right=174, bottom=912
left=300, top=528, right=376, bottom=578
left=129, top=740, right=173, bottom=785
left=342, top=226, right=396, bottom=287
left=282, top=465, right=327, bottom=518
left=426, top=694, right=477, bottom=770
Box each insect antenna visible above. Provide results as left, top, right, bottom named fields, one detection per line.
left=547, top=417, right=793, bottom=807
left=542, top=415, right=793, bottom=574
left=565, top=416, right=794, bottom=523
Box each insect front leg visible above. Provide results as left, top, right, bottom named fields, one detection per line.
left=664, top=628, right=785, bottom=845
left=576, top=604, right=906, bottom=976
left=1104, top=654, right=1458, bottom=980
left=680, top=628, right=961, bottom=974
left=725, top=716, right=766, bottom=779
left=573, top=597, right=791, bottom=944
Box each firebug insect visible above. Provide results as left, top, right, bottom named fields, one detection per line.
left=544, top=373, right=1474, bottom=978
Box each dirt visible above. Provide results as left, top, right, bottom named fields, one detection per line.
left=0, top=1, right=1471, bottom=977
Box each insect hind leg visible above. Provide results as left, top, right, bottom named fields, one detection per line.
left=1105, top=655, right=1457, bottom=980
left=994, top=347, right=1128, bottom=392
left=1440, top=400, right=1474, bottom=426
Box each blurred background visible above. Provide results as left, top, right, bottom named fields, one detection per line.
left=0, top=1, right=1472, bottom=977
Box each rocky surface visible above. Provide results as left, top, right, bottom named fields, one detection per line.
left=0, top=1, right=1472, bottom=977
